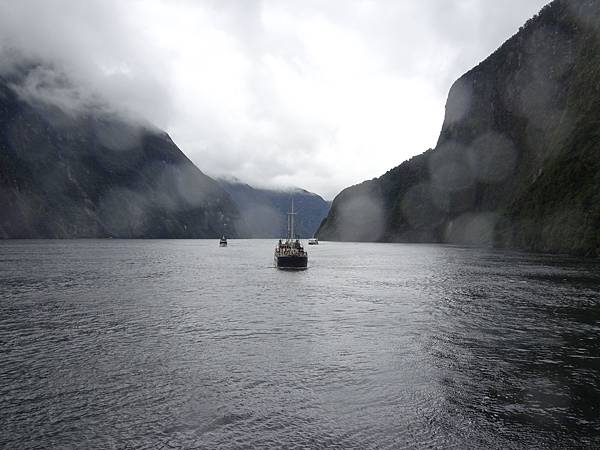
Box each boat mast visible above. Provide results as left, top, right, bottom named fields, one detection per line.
left=291, top=197, right=295, bottom=239
left=287, top=210, right=290, bottom=240
left=288, top=197, right=296, bottom=240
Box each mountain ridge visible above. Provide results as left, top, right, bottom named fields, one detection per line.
left=317, top=0, right=600, bottom=256
left=0, top=65, right=239, bottom=238
left=217, top=178, right=330, bottom=238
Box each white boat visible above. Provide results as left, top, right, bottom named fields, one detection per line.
left=219, top=236, right=227, bottom=247
left=308, top=238, right=319, bottom=245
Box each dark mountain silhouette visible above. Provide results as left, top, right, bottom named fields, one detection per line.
left=218, top=178, right=330, bottom=238
left=0, top=64, right=238, bottom=238
left=317, top=0, right=600, bottom=256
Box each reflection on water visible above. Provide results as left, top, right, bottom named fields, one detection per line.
left=1, top=240, right=599, bottom=448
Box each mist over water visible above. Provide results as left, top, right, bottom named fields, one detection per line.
left=1, top=240, right=599, bottom=448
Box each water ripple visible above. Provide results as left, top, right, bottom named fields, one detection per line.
left=1, top=240, right=599, bottom=448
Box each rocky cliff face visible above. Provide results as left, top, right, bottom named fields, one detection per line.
left=218, top=178, right=330, bottom=238
left=317, top=0, right=600, bottom=256
left=0, top=66, right=238, bottom=238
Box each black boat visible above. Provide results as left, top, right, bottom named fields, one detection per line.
left=274, top=199, right=308, bottom=270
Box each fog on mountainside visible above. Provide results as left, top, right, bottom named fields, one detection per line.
left=0, top=64, right=239, bottom=238
left=0, top=60, right=330, bottom=239
left=318, top=0, right=600, bottom=257
left=0, top=0, right=553, bottom=200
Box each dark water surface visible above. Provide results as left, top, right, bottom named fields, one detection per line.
left=1, top=240, right=599, bottom=449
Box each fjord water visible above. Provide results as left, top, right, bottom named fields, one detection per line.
left=1, top=240, right=599, bottom=448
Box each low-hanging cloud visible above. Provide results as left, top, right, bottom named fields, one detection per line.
left=0, top=0, right=549, bottom=199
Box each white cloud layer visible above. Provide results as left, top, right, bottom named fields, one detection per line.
left=0, top=0, right=548, bottom=198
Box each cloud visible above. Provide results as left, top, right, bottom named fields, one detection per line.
left=0, top=0, right=549, bottom=198
left=0, top=0, right=173, bottom=124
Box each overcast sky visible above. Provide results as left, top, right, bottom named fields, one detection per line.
left=0, top=0, right=549, bottom=199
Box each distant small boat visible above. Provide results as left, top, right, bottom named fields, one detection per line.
left=308, top=238, right=319, bottom=245
left=275, top=199, right=308, bottom=270
left=219, top=236, right=227, bottom=247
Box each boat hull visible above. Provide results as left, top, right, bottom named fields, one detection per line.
left=275, top=255, right=308, bottom=270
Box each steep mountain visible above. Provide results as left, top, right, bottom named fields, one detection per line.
left=317, top=0, right=600, bottom=256
left=0, top=65, right=238, bottom=238
left=218, top=178, right=330, bottom=238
